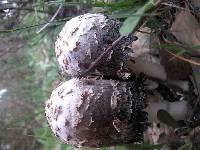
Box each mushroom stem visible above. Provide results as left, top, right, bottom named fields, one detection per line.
left=146, top=100, right=190, bottom=122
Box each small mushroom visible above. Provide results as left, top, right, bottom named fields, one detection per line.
left=45, top=78, right=190, bottom=148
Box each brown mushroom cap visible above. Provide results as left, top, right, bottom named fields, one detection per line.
left=55, top=13, right=126, bottom=77
left=45, top=78, right=148, bottom=148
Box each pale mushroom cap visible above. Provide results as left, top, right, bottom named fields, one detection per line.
left=45, top=78, right=148, bottom=147
left=55, top=13, right=123, bottom=77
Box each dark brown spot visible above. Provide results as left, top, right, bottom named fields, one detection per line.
left=90, top=24, right=97, bottom=30
left=55, top=132, right=60, bottom=138
left=66, top=89, right=73, bottom=95
left=55, top=126, right=61, bottom=132
left=78, top=62, right=89, bottom=69
left=63, top=58, right=69, bottom=70
left=129, top=59, right=135, bottom=63
left=76, top=41, right=80, bottom=47
left=68, top=56, right=71, bottom=63
left=67, top=135, right=72, bottom=141
left=54, top=106, right=63, bottom=120
left=81, top=91, right=90, bottom=101
left=65, top=119, right=70, bottom=126
left=47, top=103, right=50, bottom=108
left=63, top=58, right=69, bottom=65
left=58, top=106, right=62, bottom=111
left=64, top=65, right=68, bottom=70
left=47, top=116, right=52, bottom=122
left=71, top=27, right=78, bottom=36
left=73, top=47, right=79, bottom=52
left=57, top=35, right=62, bottom=40
left=58, top=88, right=64, bottom=96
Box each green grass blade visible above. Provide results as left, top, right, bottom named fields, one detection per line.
left=119, top=0, right=154, bottom=36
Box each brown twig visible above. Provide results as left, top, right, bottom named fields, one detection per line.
left=160, top=2, right=186, bottom=10
left=0, top=7, right=51, bottom=14
left=154, top=0, right=162, bottom=6
left=36, top=4, right=63, bottom=34
left=165, top=49, right=200, bottom=66
left=80, top=36, right=124, bottom=77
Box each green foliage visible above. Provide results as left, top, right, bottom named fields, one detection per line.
left=118, top=144, right=162, bottom=150
left=119, top=0, right=155, bottom=35
left=94, top=0, right=143, bottom=11
left=178, top=143, right=192, bottom=150
left=34, top=123, right=74, bottom=150
left=158, top=44, right=188, bottom=58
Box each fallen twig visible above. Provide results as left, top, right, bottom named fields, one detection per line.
left=165, top=49, right=200, bottom=66
left=0, top=18, right=69, bottom=33
left=80, top=36, right=124, bottom=77
left=0, top=7, right=51, bottom=14
left=160, top=2, right=187, bottom=10
left=36, top=4, right=63, bottom=34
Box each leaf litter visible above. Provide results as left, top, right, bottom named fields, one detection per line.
left=129, top=1, right=200, bottom=149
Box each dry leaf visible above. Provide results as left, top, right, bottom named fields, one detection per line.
left=128, top=27, right=166, bottom=80
left=191, top=0, right=200, bottom=18
left=159, top=10, right=199, bottom=80
left=171, top=9, right=200, bottom=99
left=159, top=49, right=192, bottom=80
left=130, top=27, right=159, bottom=58
left=127, top=55, right=167, bottom=80
left=191, top=0, right=200, bottom=7
left=145, top=122, right=173, bottom=145
left=171, top=10, right=200, bottom=46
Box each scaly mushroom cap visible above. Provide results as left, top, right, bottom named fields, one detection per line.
left=45, top=78, right=148, bottom=148
left=55, top=13, right=126, bottom=77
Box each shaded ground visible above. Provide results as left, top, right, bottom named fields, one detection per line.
left=0, top=39, right=40, bottom=150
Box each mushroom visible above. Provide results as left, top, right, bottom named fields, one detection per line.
left=45, top=78, right=190, bottom=148
left=55, top=13, right=124, bottom=77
